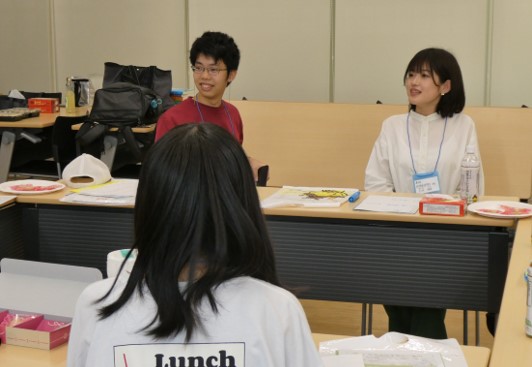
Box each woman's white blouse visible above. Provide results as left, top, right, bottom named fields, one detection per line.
left=365, top=111, right=484, bottom=194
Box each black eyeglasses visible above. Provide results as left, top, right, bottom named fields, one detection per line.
left=191, top=66, right=227, bottom=76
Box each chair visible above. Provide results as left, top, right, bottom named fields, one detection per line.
left=111, top=163, right=143, bottom=179
left=257, top=165, right=269, bottom=187
left=8, top=130, right=58, bottom=180
left=51, top=115, right=88, bottom=178
left=9, top=115, right=87, bottom=180
left=75, top=122, right=155, bottom=179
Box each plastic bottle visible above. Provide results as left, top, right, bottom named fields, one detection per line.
left=65, top=77, right=76, bottom=113
left=526, top=265, right=532, bottom=337
left=460, top=145, right=480, bottom=204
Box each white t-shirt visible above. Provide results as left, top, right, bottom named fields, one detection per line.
left=365, top=111, right=484, bottom=194
left=67, top=276, right=323, bottom=367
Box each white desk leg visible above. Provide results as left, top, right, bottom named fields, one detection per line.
left=100, top=135, right=118, bottom=170
left=0, top=131, right=16, bottom=183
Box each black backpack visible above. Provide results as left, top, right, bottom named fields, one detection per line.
left=76, top=82, right=163, bottom=161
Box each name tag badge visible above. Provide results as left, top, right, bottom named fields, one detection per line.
left=413, top=171, right=441, bottom=194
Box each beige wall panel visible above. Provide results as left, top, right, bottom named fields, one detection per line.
left=188, top=0, right=331, bottom=102
left=490, top=0, right=532, bottom=107
left=52, top=0, right=187, bottom=96
left=2, top=1, right=531, bottom=107
left=334, top=0, right=488, bottom=107
left=0, top=0, right=53, bottom=93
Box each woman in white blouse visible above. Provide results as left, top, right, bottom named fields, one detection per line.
left=365, top=48, right=484, bottom=339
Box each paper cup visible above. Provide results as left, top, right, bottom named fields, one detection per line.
left=106, top=249, right=137, bottom=278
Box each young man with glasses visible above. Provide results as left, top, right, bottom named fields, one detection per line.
left=155, top=31, right=265, bottom=180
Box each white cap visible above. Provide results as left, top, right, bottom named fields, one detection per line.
left=466, top=145, right=475, bottom=153
left=62, top=154, right=111, bottom=188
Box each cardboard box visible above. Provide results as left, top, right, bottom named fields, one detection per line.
left=28, top=98, right=60, bottom=113
left=419, top=194, right=466, bottom=217
left=0, top=309, right=40, bottom=344
left=6, top=314, right=71, bottom=350
left=0, top=258, right=102, bottom=350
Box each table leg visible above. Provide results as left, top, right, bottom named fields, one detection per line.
left=0, top=131, right=16, bottom=183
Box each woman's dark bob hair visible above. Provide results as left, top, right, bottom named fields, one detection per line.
left=404, top=48, right=466, bottom=118
left=98, top=123, right=280, bottom=341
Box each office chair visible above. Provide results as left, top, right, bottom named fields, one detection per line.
left=51, top=115, right=89, bottom=178
left=257, top=165, right=269, bottom=187
left=8, top=130, right=57, bottom=180
left=111, top=163, right=143, bottom=179
left=9, top=115, right=87, bottom=180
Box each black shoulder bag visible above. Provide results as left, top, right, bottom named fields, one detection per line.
left=76, top=82, right=162, bottom=161
left=103, top=62, right=173, bottom=111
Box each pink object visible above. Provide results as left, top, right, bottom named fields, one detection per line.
left=0, top=310, right=37, bottom=344
left=6, top=314, right=71, bottom=349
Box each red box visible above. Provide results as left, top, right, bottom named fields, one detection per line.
left=419, top=194, right=466, bottom=216
left=28, top=98, right=59, bottom=113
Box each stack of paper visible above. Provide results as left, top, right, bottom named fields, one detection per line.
left=261, top=186, right=359, bottom=208
left=60, top=179, right=138, bottom=206
left=354, top=195, right=421, bottom=214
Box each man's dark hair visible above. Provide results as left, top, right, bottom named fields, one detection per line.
left=189, top=31, right=240, bottom=74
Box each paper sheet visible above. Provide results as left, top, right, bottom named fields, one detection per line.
left=261, top=186, right=359, bottom=208
left=60, top=179, right=138, bottom=206
left=354, top=195, right=421, bottom=214
left=70, top=179, right=138, bottom=198
left=0, top=195, right=17, bottom=206
left=60, top=193, right=135, bottom=206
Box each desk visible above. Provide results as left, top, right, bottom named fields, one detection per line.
left=0, top=199, right=23, bottom=261
left=0, top=108, right=88, bottom=183
left=0, top=333, right=490, bottom=367
left=488, top=218, right=532, bottom=367
left=260, top=189, right=513, bottom=342
left=5, top=188, right=513, bottom=343
left=71, top=122, right=155, bottom=170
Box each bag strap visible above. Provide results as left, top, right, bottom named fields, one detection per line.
left=120, top=126, right=143, bottom=162
left=75, top=122, right=108, bottom=147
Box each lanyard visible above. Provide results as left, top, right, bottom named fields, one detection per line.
left=406, top=112, right=447, bottom=175
left=194, top=97, right=236, bottom=137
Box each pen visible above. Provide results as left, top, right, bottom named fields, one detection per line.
left=348, top=191, right=361, bottom=203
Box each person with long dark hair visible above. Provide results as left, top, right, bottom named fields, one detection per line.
left=67, top=123, right=322, bottom=367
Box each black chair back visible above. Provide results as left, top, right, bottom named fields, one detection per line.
left=51, top=115, right=88, bottom=177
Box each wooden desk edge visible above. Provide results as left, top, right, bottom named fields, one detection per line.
left=488, top=218, right=532, bottom=367
left=71, top=122, right=156, bottom=133
left=5, top=187, right=521, bottom=226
